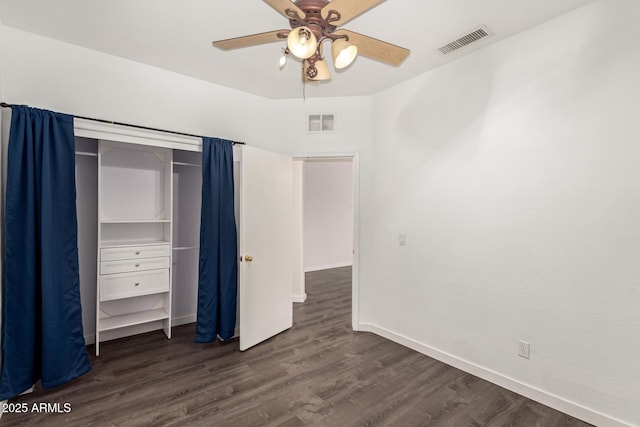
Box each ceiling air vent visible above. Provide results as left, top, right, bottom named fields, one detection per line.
left=437, top=26, right=491, bottom=55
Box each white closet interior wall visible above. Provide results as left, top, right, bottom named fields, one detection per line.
left=171, top=150, right=202, bottom=326
left=75, top=137, right=98, bottom=339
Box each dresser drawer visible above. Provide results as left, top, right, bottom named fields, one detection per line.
left=100, top=244, right=171, bottom=262
left=100, top=256, right=170, bottom=275
left=100, top=269, right=169, bottom=301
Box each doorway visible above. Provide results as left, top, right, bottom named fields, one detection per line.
left=293, top=154, right=359, bottom=330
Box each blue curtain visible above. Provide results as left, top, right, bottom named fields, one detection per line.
left=0, top=105, right=91, bottom=400
left=195, top=137, right=238, bottom=342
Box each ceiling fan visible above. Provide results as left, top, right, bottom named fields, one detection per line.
left=212, top=0, right=410, bottom=82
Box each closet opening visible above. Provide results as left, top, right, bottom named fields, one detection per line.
left=74, top=139, right=242, bottom=351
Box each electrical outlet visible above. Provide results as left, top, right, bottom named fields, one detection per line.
left=398, top=234, right=406, bottom=246
left=518, top=340, right=530, bottom=359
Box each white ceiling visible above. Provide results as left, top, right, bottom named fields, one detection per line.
left=0, top=0, right=595, bottom=99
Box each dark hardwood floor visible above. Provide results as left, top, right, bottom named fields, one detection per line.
left=2, top=266, right=591, bottom=426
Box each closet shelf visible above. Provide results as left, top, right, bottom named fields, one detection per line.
left=100, top=240, right=171, bottom=248
left=75, top=151, right=98, bottom=157
left=172, top=246, right=199, bottom=251
left=101, top=219, right=171, bottom=224
left=98, top=308, right=169, bottom=332
left=173, top=161, right=202, bottom=168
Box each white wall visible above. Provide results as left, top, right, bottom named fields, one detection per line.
left=171, top=159, right=203, bottom=324
left=292, top=160, right=305, bottom=301
left=74, top=144, right=98, bottom=338
left=0, top=23, right=373, bottom=337
left=303, top=160, right=353, bottom=272
left=366, top=0, right=640, bottom=425
left=0, top=26, right=373, bottom=158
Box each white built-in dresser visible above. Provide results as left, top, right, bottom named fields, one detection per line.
left=95, top=140, right=173, bottom=355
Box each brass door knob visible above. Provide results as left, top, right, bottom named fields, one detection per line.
left=244, top=255, right=253, bottom=262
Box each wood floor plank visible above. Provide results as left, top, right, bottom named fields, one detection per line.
left=1, top=266, right=592, bottom=426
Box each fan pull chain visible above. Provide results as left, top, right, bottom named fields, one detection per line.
left=302, top=62, right=307, bottom=101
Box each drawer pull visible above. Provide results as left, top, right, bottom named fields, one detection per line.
left=134, top=282, right=140, bottom=287
left=135, top=263, right=140, bottom=268
left=135, top=251, right=141, bottom=255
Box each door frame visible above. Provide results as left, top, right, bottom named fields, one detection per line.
left=293, top=153, right=360, bottom=331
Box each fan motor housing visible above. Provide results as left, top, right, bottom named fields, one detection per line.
left=288, top=0, right=337, bottom=37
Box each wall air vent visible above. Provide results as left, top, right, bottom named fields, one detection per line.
left=437, top=26, right=491, bottom=55
left=308, top=114, right=334, bottom=133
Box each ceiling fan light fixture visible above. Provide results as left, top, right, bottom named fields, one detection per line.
left=287, top=26, right=318, bottom=59
left=212, top=0, right=411, bottom=88
left=305, top=59, right=331, bottom=81
left=279, top=48, right=288, bottom=68
left=314, top=59, right=331, bottom=81
left=332, top=38, right=358, bottom=69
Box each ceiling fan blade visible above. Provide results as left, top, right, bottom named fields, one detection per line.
left=322, top=0, right=386, bottom=26
left=212, top=30, right=288, bottom=50
left=334, top=29, right=410, bottom=66
left=263, top=0, right=305, bottom=20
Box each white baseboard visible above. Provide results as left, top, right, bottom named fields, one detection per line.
left=304, top=261, right=352, bottom=273
left=20, top=386, right=35, bottom=395
left=292, top=293, right=307, bottom=303
left=172, top=314, right=197, bottom=327
left=84, top=334, right=95, bottom=345
left=358, top=322, right=632, bottom=427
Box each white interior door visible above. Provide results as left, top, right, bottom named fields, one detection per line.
left=239, top=145, right=293, bottom=351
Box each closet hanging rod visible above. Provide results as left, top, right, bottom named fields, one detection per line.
left=0, top=102, right=246, bottom=145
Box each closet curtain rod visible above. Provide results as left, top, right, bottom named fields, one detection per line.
left=0, top=102, right=246, bottom=145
